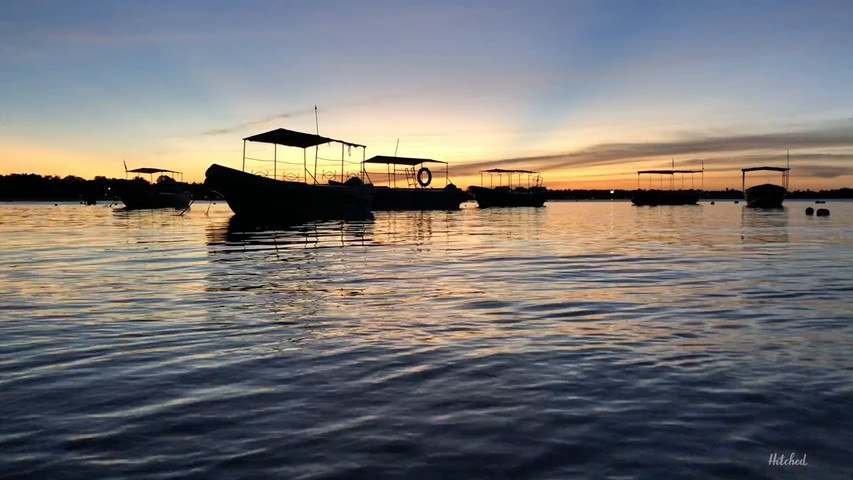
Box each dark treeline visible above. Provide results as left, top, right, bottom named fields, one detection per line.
left=2, top=173, right=852, bottom=201
left=0, top=174, right=219, bottom=201
left=546, top=189, right=746, bottom=200
left=546, top=188, right=853, bottom=200
left=786, top=188, right=853, bottom=199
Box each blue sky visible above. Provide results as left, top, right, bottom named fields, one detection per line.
left=2, top=0, right=852, bottom=188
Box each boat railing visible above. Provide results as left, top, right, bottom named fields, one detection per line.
left=478, top=169, right=543, bottom=189
left=124, top=162, right=185, bottom=184
left=362, top=156, right=452, bottom=189
left=636, top=169, right=704, bottom=191
left=240, top=128, right=367, bottom=185
left=480, top=168, right=542, bottom=190
left=741, top=166, right=790, bottom=191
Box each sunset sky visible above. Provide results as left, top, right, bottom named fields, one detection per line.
left=2, top=0, right=852, bottom=189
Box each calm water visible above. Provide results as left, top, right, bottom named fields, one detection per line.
left=1, top=200, right=851, bottom=479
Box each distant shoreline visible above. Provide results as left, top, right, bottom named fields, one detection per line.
left=3, top=198, right=851, bottom=205
left=2, top=173, right=851, bottom=202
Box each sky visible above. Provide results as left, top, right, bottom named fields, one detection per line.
left=2, top=0, right=853, bottom=190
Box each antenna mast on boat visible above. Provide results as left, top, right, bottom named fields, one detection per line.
left=313, top=105, right=319, bottom=184
left=786, top=149, right=790, bottom=190
left=394, top=138, right=400, bottom=157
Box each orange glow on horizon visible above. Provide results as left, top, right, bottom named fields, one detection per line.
left=3, top=136, right=852, bottom=191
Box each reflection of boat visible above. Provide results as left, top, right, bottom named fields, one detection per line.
left=740, top=205, right=789, bottom=244
left=204, top=128, right=374, bottom=223
left=467, top=169, right=547, bottom=207
left=117, top=165, right=192, bottom=210
left=361, top=155, right=470, bottom=210
left=207, top=215, right=375, bottom=254
left=742, top=164, right=790, bottom=208
left=631, top=166, right=703, bottom=206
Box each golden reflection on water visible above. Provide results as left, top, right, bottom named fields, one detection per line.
left=1, top=201, right=850, bottom=368
left=195, top=201, right=842, bottom=366
left=739, top=206, right=789, bottom=244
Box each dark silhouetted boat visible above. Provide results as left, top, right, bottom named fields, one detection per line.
left=117, top=165, right=192, bottom=210
left=467, top=169, right=547, bottom=207
left=631, top=165, right=703, bottom=206
left=204, top=128, right=374, bottom=223
left=361, top=155, right=470, bottom=210
left=742, top=166, right=790, bottom=208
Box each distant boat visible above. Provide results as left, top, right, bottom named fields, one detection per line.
left=467, top=169, right=547, bottom=207
left=117, top=165, right=192, bottom=210
left=204, top=128, right=374, bottom=223
left=742, top=166, right=790, bottom=208
left=631, top=166, right=704, bottom=206
left=361, top=155, right=470, bottom=211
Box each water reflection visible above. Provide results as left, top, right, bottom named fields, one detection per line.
left=208, top=215, right=374, bottom=250
left=2, top=202, right=853, bottom=479
left=380, top=210, right=435, bottom=245
left=740, top=206, right=789, bottom=244
left=629, top=204, right=706, bottom=246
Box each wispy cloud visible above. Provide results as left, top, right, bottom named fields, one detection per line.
left=190, top=92, right=421, bottom=138
left=190, top=108, right=317, bottom=137
left=454, top=122, right=853, bottom=177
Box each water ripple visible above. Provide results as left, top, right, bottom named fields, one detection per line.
left=0, top=201, right=851, bottom=478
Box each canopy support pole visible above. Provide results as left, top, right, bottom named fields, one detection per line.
left=314, top=146, right=319, bottom=185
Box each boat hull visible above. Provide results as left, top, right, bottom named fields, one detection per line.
left=467, top=186, right=547, bottom=208
left=205, top=164, right=374, bottom=222
left=116, top=182, right=192, bottom=210
left=631, top=190, right=700, bottom=206
left=745, top=183, right=787, bottom=208
left=372, top=186, right=471, bottom=211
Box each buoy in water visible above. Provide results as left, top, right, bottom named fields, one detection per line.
left=816, top=208, right=830, bottom=216
left=805, top=207, right=814, bottom=215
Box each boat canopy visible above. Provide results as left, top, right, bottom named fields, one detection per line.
left=244, top=128, right=365, bottom=149
left=126, top=167, right=182, bottom=174
left=480, top=168, right=539, bottom=174
left=240, top=127, right=367, bottom=185
left=636, top=166, right=704, bottom=191
left=741, top=166, right=790, bottom=173
left=742, top=165, right=790, bottom=190
left=363, top=155, right=446, bottom=166
left=478, top=168, right=543, bottom=188
left=637, top=169, right=704, bottom=175
left=362, top=155, right=451, bottom=188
